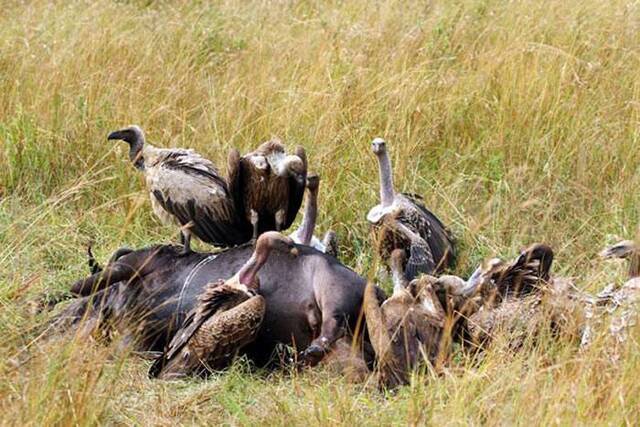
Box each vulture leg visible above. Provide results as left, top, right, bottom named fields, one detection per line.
left=275, top=209, right=286, bottom=232
left=180, top=229, right=192, bottom=255
left=250, top=209, right=259, bottom=241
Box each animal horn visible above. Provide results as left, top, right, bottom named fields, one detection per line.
left=362, top=282, right=395, bottom=368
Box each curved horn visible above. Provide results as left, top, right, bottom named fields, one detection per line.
left=362, top=282, right=393, bottom=367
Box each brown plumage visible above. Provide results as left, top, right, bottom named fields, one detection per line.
left=149, top=232, right=297, bottom=379
left=228, top=139, right=307, bottom=240
left=108, top=125, right=252, bottom=253
left=363, top=250, right=446, bottom=388
left=367, top=138, right=455, bottom=280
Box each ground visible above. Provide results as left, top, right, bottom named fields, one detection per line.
left=1, top=0, right=640, bottom=424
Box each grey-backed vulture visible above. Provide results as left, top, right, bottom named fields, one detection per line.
left=108, top=125, right=251, bottom=253
left=149, top=232, right=298, bottom=379
left=290, top=173, right=339, bottom=258
left=367, top=138, right=456, bottom=280
left=227, top=138, right=307, bottom=240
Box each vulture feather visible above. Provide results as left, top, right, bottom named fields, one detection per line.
left=366, top=138, right=455, bottom=280
left=363, top=250, right=446, bottom=388
left=149, top=232, right=298, bottom=379
left=227, top=139, right=307, bottom=240
left=108, top=125, right=251, bottom=253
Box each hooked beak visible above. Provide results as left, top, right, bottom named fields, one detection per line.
left=107, top=130, right=124, bottom=141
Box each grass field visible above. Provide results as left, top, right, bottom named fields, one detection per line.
left=1, top=0, right=640, bottom=424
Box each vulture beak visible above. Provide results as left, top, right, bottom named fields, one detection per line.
left=107, top=130, right=124, bottom=141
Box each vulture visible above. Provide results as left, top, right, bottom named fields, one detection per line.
left=108, top=125, right=251, bottom=253
left=149, top=232, right=298, bottom=379
left=289, top=173, right=339, bottom=258
left=367, top=138, right=456, bottom=280
left=227, top=138, right=307, bottom=240
left=437, top=243, right=581, bottom=349
left=363, top=249, right=446, bottom=388
left=582, top=239, right=640, bottom=351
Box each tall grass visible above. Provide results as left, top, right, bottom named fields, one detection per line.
left=1, top=0, right=640, bottom=424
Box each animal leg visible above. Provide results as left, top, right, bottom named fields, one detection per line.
left=70, top=264, right=137, bottom=297
left=301, top=315, right=343, bottom=366
left=250, top=209, right=259, bottom=241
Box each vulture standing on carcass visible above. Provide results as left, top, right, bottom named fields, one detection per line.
left=149, top=232, right=298, bottom=379
left=108, top=125, right=251, bottom=253
left=289, top=173, right=339, bottom=258
left=582, top=239, right=640, bottom=352
left=363, top=249, right=446, bottom=388
left=367, top=138, right=456, bottom=280
left=227, top=138, right=307, bottom=241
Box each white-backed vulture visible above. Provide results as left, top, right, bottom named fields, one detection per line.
left=289, top=173, right=339, bottom=258
left=108, top=125, right=251, bottom=253
left=367, top=138, right=456, bottom=280
left=149, top=232, right=298, bottom=379
left=582, top=239, right=640, bottom=352
left=227, top=138, right=307, bottom=240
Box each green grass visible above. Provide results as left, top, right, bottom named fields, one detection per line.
left=1, top=0, right=640, bottom=424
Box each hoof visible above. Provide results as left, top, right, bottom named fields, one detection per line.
left=300, top=344, right=326, bottom=367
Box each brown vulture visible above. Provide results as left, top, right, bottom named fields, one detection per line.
left=227, top=138, right=307, bottom=241
left=289, top=173, right=339, bottom=258
left=149, top=232, right=298, bottom=379
left=367, top=138, right=456, bottom=280
left=108, top=125, right=251, bottom=253
left=362, top=249, right=446, bottom=388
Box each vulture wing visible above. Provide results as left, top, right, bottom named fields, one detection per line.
left=400, top=193, right=456, bottom=272
left=395, top=223, right=436, bottom=280
left=149, top=151, right=250, bottom=246
left=492, top=243, right=554, bottom=299
left=149, top=282, right=249, bottom=377
left=284, top=146, right=308, bottom=229
left=185, top=294, right=265, bottom=371
left=226, top=148, right=246, bottom=222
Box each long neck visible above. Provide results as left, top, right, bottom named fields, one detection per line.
left=129, top=137, right=145, bottom=170
left=630, top=252, right=640, bottom=278
left=376, top=151, right=395, bottom=207
left=391, top=268, right=408, bottom=296
left=238, top=248, right=269, bottom=286
left=298, top=188, right=318, bottom=245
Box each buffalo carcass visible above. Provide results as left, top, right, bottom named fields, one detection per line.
left=59, top=242, right=384, bottom=367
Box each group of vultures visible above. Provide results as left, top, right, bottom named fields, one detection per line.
left=43, top=126, right=640, bottom=389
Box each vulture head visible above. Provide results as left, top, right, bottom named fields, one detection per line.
left=237, top=231, right=298, bottom=287
left=601, top=239, right=640, bottom=279
left=108, top=125, right=145, bottom=170
left=600, top=240, right=638, bottom=260
left=306, top=173, right=320, bottom=192
left=371, top=137, right=387, bottom=156
left=274, top=155, right=306, bottom=185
